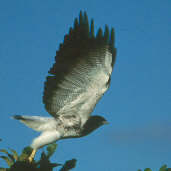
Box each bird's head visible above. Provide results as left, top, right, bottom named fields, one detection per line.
left=80, top=116, right=108, bottom=137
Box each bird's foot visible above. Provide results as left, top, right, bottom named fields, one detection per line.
left=28, top=149, right=37, bottom=162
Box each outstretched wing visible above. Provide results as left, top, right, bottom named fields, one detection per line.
left=43, top=11, right=116, bottom=124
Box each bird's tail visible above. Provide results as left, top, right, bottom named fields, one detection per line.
left=12, top=115, right=56, bottom=132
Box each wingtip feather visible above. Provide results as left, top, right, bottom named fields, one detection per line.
left=12, top=115, right=23, bottom=120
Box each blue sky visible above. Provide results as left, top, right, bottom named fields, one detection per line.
left=0, top=0, right=171, bottom=170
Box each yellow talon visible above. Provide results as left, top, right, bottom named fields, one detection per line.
left=28, top=149, right=37, bottom=162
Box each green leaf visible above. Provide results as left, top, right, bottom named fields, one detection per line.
left=0, top=156, right=13, bottom=167
left=0, top=149, right=15, bottom=163
left=60, top=159, right=77, bottom=171
left=21, top=147, right=32, bottom=155
left=144, top=168, right=152, bottom=171
left=9, top=161, right=37, bottom=170
left=8, top=148, right=18, bottom=161
left=19, top=146, right=32, bottom=161
left=46, top=143, right=57, bottom=159
left=38, top=151, right=61, bottom=170
left=159, top=164, right=167, bottom=171
left=0, top=149, right=9, bottom=154
left=0, top=168, right=8, bottom=171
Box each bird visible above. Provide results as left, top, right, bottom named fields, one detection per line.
left=13, top=11, right=117, bottom=162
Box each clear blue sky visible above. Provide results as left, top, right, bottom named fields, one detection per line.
left=0, top=0, right=171, bottom=170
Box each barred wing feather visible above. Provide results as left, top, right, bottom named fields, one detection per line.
left=43, top=11, right=116, bottom=124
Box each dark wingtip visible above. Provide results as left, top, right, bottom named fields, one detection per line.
left=12, top=115, right=23, bottom=120
left=63, top=11, right=116, bottom=49
left=96, top=27, right=103, bottom=39
left=49, top=11, right=116, bottom=76
left=104, top=25, right=109, bottom=43
left=79, top=10, right=83, bottom=26
left=110, top=27, right=115, bottom=50
left=90, top=19, right=95, bottom=38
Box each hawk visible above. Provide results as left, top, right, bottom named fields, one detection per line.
left=13, top=11, right=117, bottom=162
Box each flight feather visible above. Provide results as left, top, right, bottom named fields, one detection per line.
left=43, top=11, right=116, bottom=124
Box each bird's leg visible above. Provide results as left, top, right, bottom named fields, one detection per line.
left=28, top=149, right=37, bottom=162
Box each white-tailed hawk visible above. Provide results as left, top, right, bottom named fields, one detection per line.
left=13, top=11, right=117, bottom=162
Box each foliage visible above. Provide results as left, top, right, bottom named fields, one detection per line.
left=138, top=165, right=170, bottom=171
left=0, top=143, right=170, bottom=171
left=0, top=144, right=77, bottom=171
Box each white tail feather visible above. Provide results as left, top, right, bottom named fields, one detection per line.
left=13, top=115, right=57, bottom=132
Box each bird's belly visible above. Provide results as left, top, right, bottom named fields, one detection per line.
left=56, top=114, right=82, bottom=138
left=63, top=127, right=81, bottom=138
